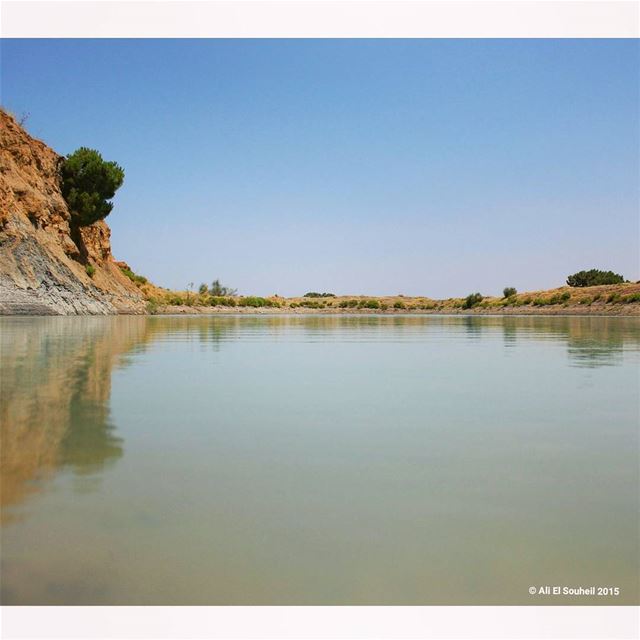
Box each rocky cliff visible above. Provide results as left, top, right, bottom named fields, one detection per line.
left=0, top=110, right=146, bottom=314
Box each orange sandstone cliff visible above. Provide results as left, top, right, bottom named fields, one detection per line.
left=0, top=110, right=146, bottom=314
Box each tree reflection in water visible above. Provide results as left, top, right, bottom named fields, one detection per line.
left=0, top=318, right=144, bottom=522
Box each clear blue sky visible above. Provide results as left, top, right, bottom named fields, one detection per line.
left=2, top=39, right=638, bottom=297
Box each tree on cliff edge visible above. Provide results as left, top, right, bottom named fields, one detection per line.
left=61, top=148, right=124, bottom=226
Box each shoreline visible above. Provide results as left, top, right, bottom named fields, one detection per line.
left=3, top=284, right=639, bottom=318
left=149, top=304, right=640, bottom=317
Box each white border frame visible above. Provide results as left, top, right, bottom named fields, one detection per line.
left=0, top=1, right=638, bottom=638
left=1, top=605, right=639, bottom=639
left=1, top=0, right=639, bottom=38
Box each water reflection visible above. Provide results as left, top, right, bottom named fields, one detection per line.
left=0, top=313, right=638, bottom=605
left=1, top=315, right=638, bottom=518
left=1, top=318, right=146, bottom=522
left=3, top=315, right=636, bottom=495
left=497, top=315, right=630, bottom=367
left=145, top=313, right=639, bottom=360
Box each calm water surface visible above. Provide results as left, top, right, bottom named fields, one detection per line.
left=1, top=314, right=638, bottom=604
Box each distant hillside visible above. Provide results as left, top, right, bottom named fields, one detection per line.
left=0, top=110, right=145, bottom=315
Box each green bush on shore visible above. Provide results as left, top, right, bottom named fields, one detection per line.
left=359, top=299, right=381, bottom=309
left=463, top=292, right=483, bottom=309
left=238, top=296, right=276, bottom=308
left=566, top=269, right=625, bottom=287
left=208, top=296, right=237, bottom=307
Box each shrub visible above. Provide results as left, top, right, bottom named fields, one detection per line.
left=198, top=283, right=208, bottom=295
left=238, top=296, right=274, bottom=308
left=61, top=147, right=124, bottom=226
left=146, top=298, right=159, bottom=314
left=560, top=291, right=571, bottom=301
left=566, top=269, right=625, bottom=287
left=623, top=293, right=640, bottom=304
left=304, top=292, right=336, bottom=298
left=462, top=292, right=483, bottom=309
left=209, top=279, right=237, bottom=296
left=503, top=287, right=517, bottom=298
left=85, top=264, right=96, bottom=278
left=119, top=266, right=147, bottom=286
left=360, top=299, right=380, bottom=309
left=607, top=293, right=620, bottom=303
left=209, top=296, right=236, bottom=307
left=393, top=301, right=406, bottom=309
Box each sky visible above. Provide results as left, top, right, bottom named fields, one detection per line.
left=1, top=39, right=638, bottom=297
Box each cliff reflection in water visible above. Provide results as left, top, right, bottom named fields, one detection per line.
left=1, top=314, right=638, bottom=524
left=0, top=317, right=148, bottom=522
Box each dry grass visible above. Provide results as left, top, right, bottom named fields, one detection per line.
left=144, top=282, right=640, bottom=315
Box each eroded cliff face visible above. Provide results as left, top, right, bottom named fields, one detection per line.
left=0, top=110, right=146, bottom=314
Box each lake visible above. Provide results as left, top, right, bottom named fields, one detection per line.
left=1, top=314, right=638, bottom=605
